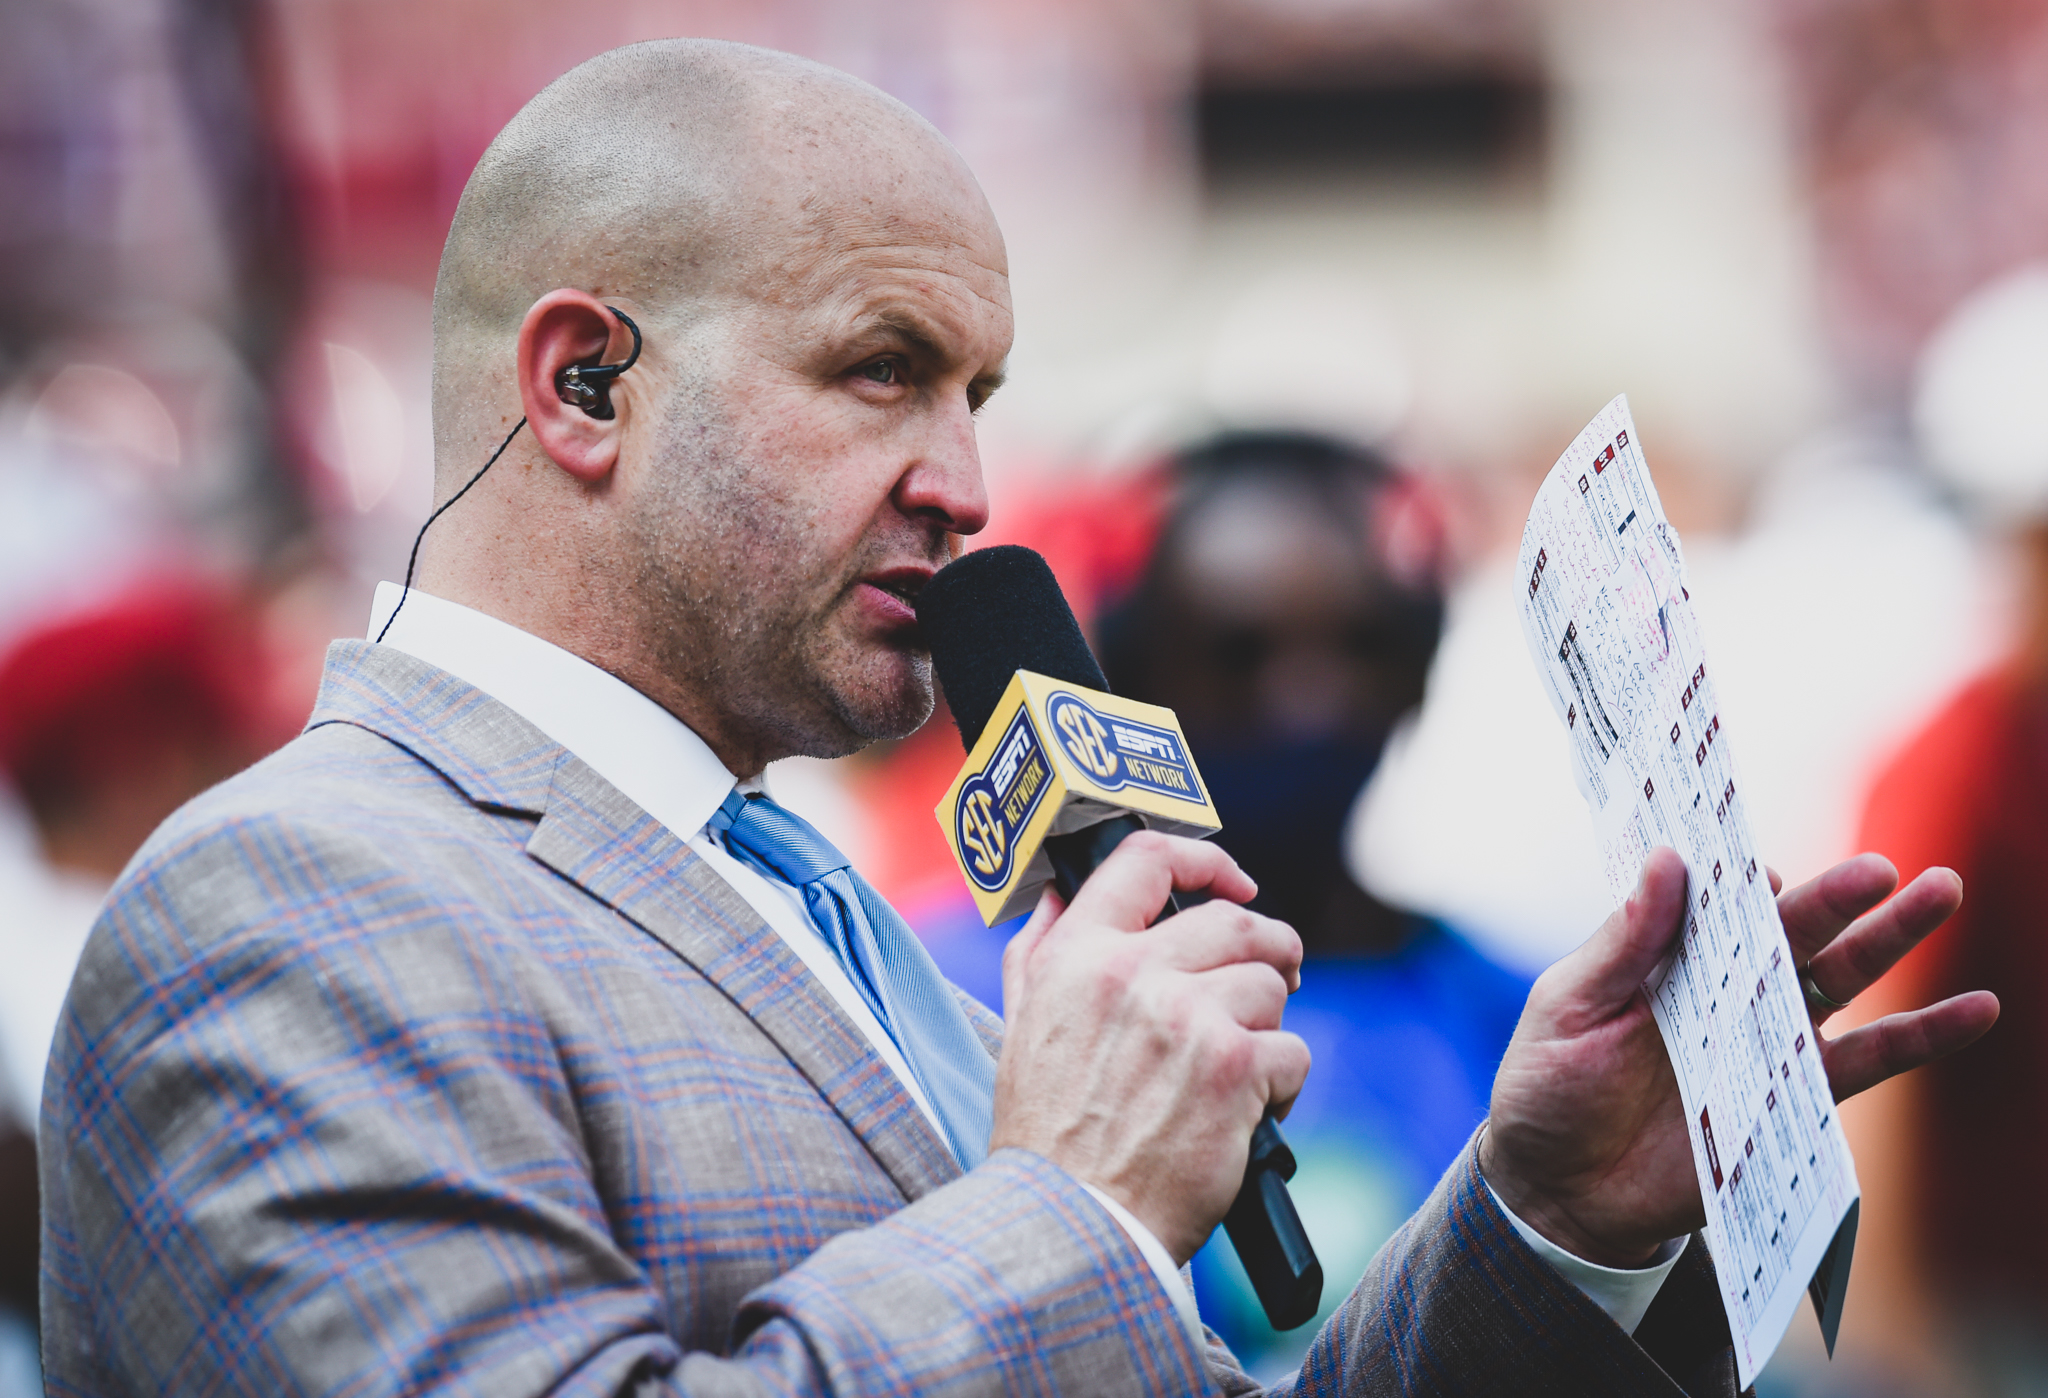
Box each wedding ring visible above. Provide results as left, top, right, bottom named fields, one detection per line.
left=1799, top=964, right=1851, bottom=1014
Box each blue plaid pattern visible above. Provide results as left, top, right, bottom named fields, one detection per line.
left=39, top=641, right=1738, bottom=1397
left=710, top=789, right=996, bottom=1170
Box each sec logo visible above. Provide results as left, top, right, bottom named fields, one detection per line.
left=959, top=787, right=1008, bottom=881
left=1053, top=697, right=1119, bottom=780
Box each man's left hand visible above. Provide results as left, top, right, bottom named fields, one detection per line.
left=1479, top=848, right=1998, bottom=1269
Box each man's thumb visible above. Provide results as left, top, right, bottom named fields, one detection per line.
left=1572, top=847, right=1691, bottom=1014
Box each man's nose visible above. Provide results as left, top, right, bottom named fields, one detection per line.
left=893, top=399, right=990, bottom=536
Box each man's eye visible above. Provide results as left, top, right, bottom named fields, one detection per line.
left=858, top=359, right=898, bottom=384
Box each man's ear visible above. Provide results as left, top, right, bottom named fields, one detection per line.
left=517, top=289, right=636, bottom=484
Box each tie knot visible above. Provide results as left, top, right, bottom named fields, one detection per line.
left=711, top=789, right=851, bottom=887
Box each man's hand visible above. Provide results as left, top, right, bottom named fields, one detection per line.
left=991, top=832, right=1309, bottom=1264
left=1480, top=848, right=1998, bottom=1268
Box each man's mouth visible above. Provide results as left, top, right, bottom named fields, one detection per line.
left=865, top=568, right=932, bottom=607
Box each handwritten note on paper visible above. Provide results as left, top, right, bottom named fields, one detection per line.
left=1517, top=396, right=1858, bottom=1387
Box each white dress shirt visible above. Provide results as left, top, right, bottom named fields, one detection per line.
left=366, top=582, right=1678, bottom=1341
left=1483, top=1178, right=1686, bottom=1333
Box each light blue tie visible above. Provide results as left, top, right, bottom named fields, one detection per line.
left=710, top=788, right=995, bottom=1169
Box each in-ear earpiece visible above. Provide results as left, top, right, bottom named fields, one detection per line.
left=555, top=306, right=642, bottom=420
left=376, top=302, right=648, bottom=647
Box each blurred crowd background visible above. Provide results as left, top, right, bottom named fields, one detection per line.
left=4, top=0, right=2048, bottom=1393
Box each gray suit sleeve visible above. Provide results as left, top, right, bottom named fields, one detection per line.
left=1200, top=1134, right=1740, bottom=1398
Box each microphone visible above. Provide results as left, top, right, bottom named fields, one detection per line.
left=919, top=546, right=1220, bottom=923
left=917, top=544, right=1323, bottom=1332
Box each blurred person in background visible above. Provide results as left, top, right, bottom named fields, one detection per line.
left=1096, top=431, right=1531, bottom=1375
left=1853, top=263, right=2048, bottom=1398
left=0, top=583, right=289, bottom=1398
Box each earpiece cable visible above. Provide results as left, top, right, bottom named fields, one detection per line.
left=375, top=416, right=528, bottom=645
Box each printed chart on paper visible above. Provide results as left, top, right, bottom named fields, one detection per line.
left=1516, top=396, right=1859, bottom=1387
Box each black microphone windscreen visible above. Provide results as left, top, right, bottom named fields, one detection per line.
left=916, top=545, right=1109, bottom=750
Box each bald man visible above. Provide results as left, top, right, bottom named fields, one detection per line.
left=39, top=39, right=1993, bottom=1398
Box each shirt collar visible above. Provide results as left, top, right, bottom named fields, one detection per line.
left=367, top=583, right=739, bottom=841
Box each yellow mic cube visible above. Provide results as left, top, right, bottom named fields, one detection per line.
left=935, top=671, right=1222, bottom=926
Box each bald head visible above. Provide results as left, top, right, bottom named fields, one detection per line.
left=432, top=39, right=999, bottom=476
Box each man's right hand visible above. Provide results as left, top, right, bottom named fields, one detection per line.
left=989, top=831, right=1309, bottom=1264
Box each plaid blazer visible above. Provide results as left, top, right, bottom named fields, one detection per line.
left=40, top=641, right=1740, bottom=1396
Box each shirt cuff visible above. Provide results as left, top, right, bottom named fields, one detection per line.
left=1079, top=1184, right=1206, bottom=1351
left=1481, top=1177, right=1687, bottom=1334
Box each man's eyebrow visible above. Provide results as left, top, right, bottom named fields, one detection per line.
left=850, top=309, right=951, bottom=361
left=970, top=365, right=1007, bottom=404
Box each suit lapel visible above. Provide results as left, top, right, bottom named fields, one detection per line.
left=524, top=748, right=964, bottom=1204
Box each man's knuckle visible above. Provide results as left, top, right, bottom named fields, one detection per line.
left=1264, top=913, right=1302, bottom=956
left=1092, top=942, right=1150, bottom=1000
left=1124, top=829, right=1174, bottom=860
left=1196, top=1026, right=1254, bottom=1081
left=1115, top=937, right=1156, bottom=977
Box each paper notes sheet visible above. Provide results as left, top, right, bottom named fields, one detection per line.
left=1516, top=396, right=1859, bottom=1387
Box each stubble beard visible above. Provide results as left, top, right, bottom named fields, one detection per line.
left=624, top=396, right=938, bottom=765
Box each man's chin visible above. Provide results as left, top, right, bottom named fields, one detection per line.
left=837, top=674, right=936, bottom=745
left=795, top=646, right=934, bottom=754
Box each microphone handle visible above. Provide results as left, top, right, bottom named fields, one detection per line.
left=1044, top=815, right=1324, bottom=1331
